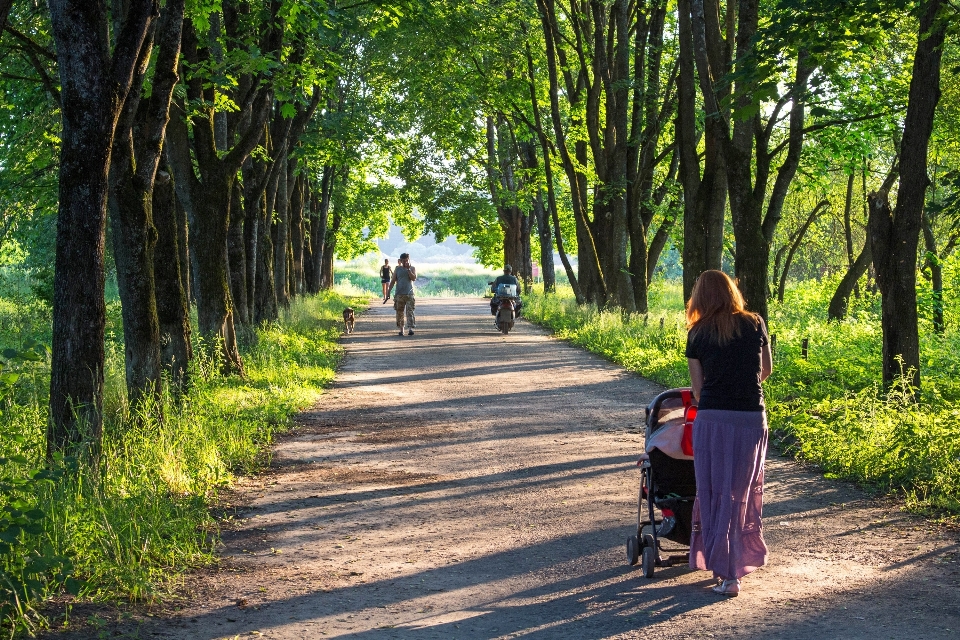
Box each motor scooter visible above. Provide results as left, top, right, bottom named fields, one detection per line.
left=488, top=282, right=521, bottom=334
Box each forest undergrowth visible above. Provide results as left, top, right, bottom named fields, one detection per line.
left=525, top=268, right=960, bottom=518
left=0, top=286, right=363, bottom=636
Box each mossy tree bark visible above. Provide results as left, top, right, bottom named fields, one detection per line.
left=273, top=151, right=290, bottom=308
left=290, top=171, right=306, bottom=297
left=152, top=165, right=192, bottom=391
left=109, top=0, right=185, bottom=414
left=47, top=0, right=156, bottom=458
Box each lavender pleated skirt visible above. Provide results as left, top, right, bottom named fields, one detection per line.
left=689, top=409, right=768, bottom=579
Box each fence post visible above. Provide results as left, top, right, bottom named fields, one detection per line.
left=801, top=337, right=809, bottom=360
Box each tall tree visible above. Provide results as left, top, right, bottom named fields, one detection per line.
left=165, top=4, right=280, bottom=372
left=677, top=0, right=725, bottom=300
left=689, top=0, right=816, bottom=320
left=108, top=0, right=185, bottom=411
left=869, top=0, right=947, bottom=389
left=46, top=0, right=156, bottom=458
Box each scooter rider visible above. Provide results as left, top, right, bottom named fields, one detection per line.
left=490, top=265, right=522, bottom=317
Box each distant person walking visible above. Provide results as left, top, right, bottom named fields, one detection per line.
left=685, top=270, right=773, bottom=597
left=380, top=258, right=393, bottom=303
left=388, top=253, right=417, bottom=336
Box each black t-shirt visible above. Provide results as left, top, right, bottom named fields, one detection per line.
left=380, top=265, right=392, bottom=280
left=685, top=314, right=768, bottom=412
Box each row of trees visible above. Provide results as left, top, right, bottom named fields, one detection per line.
left=0, top=0, right=958, bottom=460
left=0, top=0, right=401, bottom=458
left=371, top=0, right=957, bottom=391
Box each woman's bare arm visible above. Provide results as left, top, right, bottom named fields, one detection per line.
left=687, top=358, right=703, bottom=401
left=760, top=342, right=773, bottom=382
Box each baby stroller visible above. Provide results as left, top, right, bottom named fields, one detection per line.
left=626, top=388, right=698, bottom=578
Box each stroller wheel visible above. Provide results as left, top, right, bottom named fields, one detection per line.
left=641, top=545, right=656, bottom=578
left=626, top=535, right=640, bottom=566
left=643, top=533, right=656, bottom=551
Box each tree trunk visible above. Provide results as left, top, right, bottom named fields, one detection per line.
left=536, top=0, right=607, bottom=305
left=273, top=147, right=290, bottom=308
left=921, top=212, right=945, bottom=334
left=689, top=0, right=814, bottom=320
left=524, top=42, right=577, bottom=299
left=646, top=150, right=680, bottom=284
left=290, top=173, right=305, bottom=297
left=47, top=0, right=155, bottom=458
left=176, top=193, right=191, bottom=304
left=303, top=195, right=314, bottom=293
left=253, top=134, right=282, bottom=322
left=242, top=155, right=264, bottom=321
left=153, top=167, right=192, bottom=390
left=486, top=116, right=532, bottom=291
left=869, top=0, right=945, bottom=390
left=307, top=166, right=333, bottom=294
left=827, top=230, right=872, bottom=322
left=842, top=170, right=860, bottom=299
left=320, top=208, right=341, bottom=291
left=192, top=173, right=244, bottom=373
left=776, top=200, right=828, bottom=302
left=831, top=160, right=899, bottom=321
left=228, top=180, right=249, bottom=325
left=531, top=193, right=555, bottom=292
left=108, top=0, right=185, bottom=414
left=517, top=138, right=555, bottom=293
left=677, top=0, right=725, bottom=300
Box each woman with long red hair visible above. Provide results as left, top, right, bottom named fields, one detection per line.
left=685, top=270, right=773, bottom=596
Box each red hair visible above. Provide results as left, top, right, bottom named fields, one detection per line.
left=686, top=270, right=760, bottom=346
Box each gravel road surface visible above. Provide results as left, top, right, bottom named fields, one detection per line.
left=55, top=297, right=960, bottom=639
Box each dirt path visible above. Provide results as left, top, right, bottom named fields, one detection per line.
left=74, top=298, right=959, bottom=639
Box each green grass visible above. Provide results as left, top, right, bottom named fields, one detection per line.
left=524, top=277, right=960, bottom=516
left=0, top=289, right=362, bottom=635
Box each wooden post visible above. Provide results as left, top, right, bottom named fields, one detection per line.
left=802, top=337, right=809, bottom=360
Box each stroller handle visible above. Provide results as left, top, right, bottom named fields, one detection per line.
left=646, top=387, right=694, bottom=419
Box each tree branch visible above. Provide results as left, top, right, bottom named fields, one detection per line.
left=4, top=25, right=57, bottom=61
left=110, top=0, right=158, bottom=102
left=0, top=0, right=14, bottom=36
left=768, top=112, right=887, bottom=159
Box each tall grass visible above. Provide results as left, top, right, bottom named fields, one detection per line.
left=524, top=279, right=960, bottom=516
left=0, top=290, right=360, bottom=635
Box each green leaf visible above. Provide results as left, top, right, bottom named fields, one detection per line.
left=0, top=527, right=23, bottom=542
left=732, top=103, right=760, bottom=121
left=65, top=577, right=84, bottom=596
